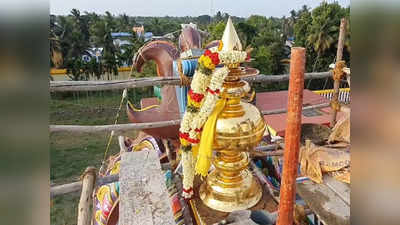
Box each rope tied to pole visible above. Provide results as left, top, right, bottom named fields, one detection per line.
left=332, top=60, right=346, bottom=81
left=329, top=60, right=346, bottom=113
left=127, top=99, right=159, bottom=112
left=330, top=99, right=341, bottom=112
left=100, top=89, right=128, bottom=175
left=177, top=58, right=191, bottom=86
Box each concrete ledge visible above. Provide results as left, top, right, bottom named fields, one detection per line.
left=120, top=150, right=175, bottom=225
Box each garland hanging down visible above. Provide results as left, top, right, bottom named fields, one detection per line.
left=179, top=42, right=248, bottom=199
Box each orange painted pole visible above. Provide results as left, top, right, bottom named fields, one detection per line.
left=276, top=47, right=305, bottom=225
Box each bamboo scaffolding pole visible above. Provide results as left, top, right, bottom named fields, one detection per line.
left=49, top=71, right=332, bottom=92
left=277, top=47, right=306, bottom=225
left=49, top=119, right=181, bottom=134
left=49, top=102, right=329, bottom=134
left=330, top=18, right=347, bottom=127
left=50, top=162, right=173, bottom=198
left=50, top=174, right=119, bottom=198
left=77, top=167, right=96, bottom=225
left=250, top=149, right=284, bottom=158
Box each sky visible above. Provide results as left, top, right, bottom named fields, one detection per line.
left=50, top=0, right=350, bottom=18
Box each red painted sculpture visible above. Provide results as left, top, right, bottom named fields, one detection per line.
left=127, top=27, right=203, bottom=139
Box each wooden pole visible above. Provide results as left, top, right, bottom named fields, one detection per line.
left=49, top=72, right=331, bottom=92
left=77, top=167, right=96, bottom=225
left=50, top=162, right=172, bottom=197
left=49, top=103, right=329, bottom=134
left=49, top=119, right=182, bottom=134
left=276, top=47, right=305, bottom=225
left=50, top=174, right=119, bottom=198
left=330, top=18, right=347, bottom=127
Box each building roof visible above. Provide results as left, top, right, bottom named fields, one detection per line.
left=133, top=25, right=144, bottom=33
left=256, top=89, right=347, bottom=137
left=111, top=32, right=133, bottom=38
left=113, top=39, right=131, bottom=46
left=181, top=23, right=197, bottom=30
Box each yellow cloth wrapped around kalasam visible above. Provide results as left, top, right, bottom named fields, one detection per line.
left=195, top=99, right=226, bottom=177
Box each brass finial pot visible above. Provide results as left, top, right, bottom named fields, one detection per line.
left=199, top=67, right=265, bottom=212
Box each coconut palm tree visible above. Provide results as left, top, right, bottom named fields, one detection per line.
left=306, top=2, right=344, bottom=71
left=91, top=19, right=119, bottom=79
left=149, top=18, right=162, bottom=35
left=117, top=13, right=132, bottom=32
left=237, top=22, right=257, bottom=48
left=58, top=9, right=93, bottom=80
left=307, top=20, right=336, bottom=71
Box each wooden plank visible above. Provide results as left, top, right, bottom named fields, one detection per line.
left=324, top=176, right=350, bottom=206
left=49, top=72, right=332, bottom=92
left=119, top=150, right=175, bottom=225
left=297, top=179, right=350, bottom=225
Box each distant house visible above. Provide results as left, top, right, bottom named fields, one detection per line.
left=111, top=32, right=133, bottom=47
left=163, top=32, right=175, bottom=39
left=144, top=32, right=153, bottom=41
left=113, top=39, right=131, bottom=47
left=181, top=22, right=197, bottom=30
left=82, top=47, right=103, bottom=63
left=111, top=32, right=133, bottom=38
left=283, top=36, right=295, bottom=59
left=132, top=25, right=145, bottom=37
left=285, top=36, right=295, bottom=48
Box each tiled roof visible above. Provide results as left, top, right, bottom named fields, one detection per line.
left=256, top=89, right=347, bottom=136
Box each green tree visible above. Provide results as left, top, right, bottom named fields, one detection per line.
left=117, top=31, right=144, bottom=66
left=214, top=11, right=223, bottom=22
left=58, top=9, right=92, bottom=80
left=207, top=21, right=225, bottom=42
left=236, top=22, right=257, bottom=48
left=104, top=11, right=117, bottom=32
left=116, top=13, right=133, bottom=32
left=251, top=42, right=285, bottom=75
left=306, top=2, right=346, bottom=71
left=71, top=9, right=90, bottom=44
left=247, top=15, right=268, bottom=30
left=148, top=18, right=163, bottom=35
left=293, top=8, right=312, bottom=47
left=91, top=18, right=119, bottom=79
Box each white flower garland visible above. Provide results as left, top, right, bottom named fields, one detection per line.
left=182, top=150, right=194, bottom=198
left=191, top=72, right=210, bottom=94
left=189, top=67, right=229, bottom=138
left=179, top=112, right=194, bottom=133
left=181, top=66, right=229, bottom=198
left=181, top=64, right=212, bottom=196
left=180, top=48, right=247, bottom=199
left=219, top=50, right=247, bottom=65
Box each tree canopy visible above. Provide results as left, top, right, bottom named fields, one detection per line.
left=50, top=2, right=350, bottom=91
